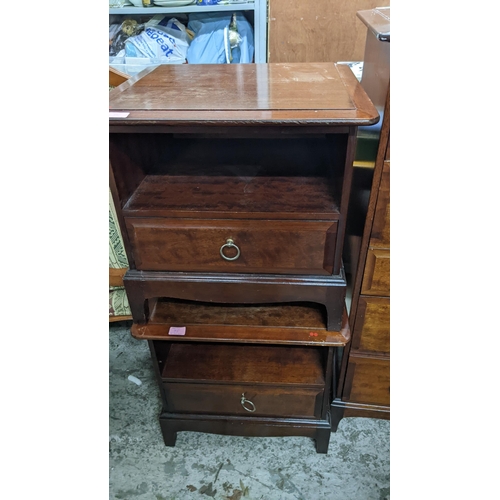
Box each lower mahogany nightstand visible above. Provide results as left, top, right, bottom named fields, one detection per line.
left=130, top=299, right=350, bottom=453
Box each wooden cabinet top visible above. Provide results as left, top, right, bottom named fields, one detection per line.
left=109, top=63, right=379, bottom=127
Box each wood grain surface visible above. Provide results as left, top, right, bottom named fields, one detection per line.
left=131, top=300, right=350, bottom=346
left=123, top=175, right=340, bottom=219
left=109, top=63, right=379, bottom=126
left=343, top=355, right=390, bottom=406
left=125, top=217, right=337, bottom=275
left=162, top=343, right=325, bottom=386
left=360, top=247, right=390, bottom=295
left=111, top=63, right=354, bottom=110
left=163, top=383, right=324, bottom=418
left=351, top=296, right=389, bottom=353
left=268, top=0, right=386, bottom=63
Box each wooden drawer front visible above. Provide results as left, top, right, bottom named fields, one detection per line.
left=361, top=248, right=390, bottom=296
left=125, top=218, right=337, bottom=274
left=370, top=161, right=390, bottom=247
left=352, top=297, right=390, bottom=353
left=164, top=383, right=324, bottom=418
left=344, top=356, right=390, bottom=406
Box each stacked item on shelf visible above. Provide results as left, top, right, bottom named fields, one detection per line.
left=109, top=11, right=254, bottom=75
left=109, top=0, right=133, bottom=6
left=153, top=0, right=196, bottom=6
left=109, top=15, right=192, bottom=73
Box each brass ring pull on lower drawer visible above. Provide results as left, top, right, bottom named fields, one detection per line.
left=240, top=393, right=256, bottom=412
left=220, top=238, right=241, bottom=261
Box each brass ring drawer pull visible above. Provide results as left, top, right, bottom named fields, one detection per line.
left=220, top=238, right=241, bottom=261
left=240, top=393, right=256, bottom=412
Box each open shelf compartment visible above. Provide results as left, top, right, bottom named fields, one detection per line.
left=110, top=134, right=348, bottom=219
left=131, top=298, right=350, bottom=346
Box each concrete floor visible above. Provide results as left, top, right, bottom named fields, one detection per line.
left=109, top=322, right=390, bottom=500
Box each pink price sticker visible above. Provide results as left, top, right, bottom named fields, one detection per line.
left=168, top=326, right=186, bottom=336
left=109, top=112, right=130, bottom=118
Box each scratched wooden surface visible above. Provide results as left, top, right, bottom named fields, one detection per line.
left=123, top=175, right=340, bottom=219
left=268, top=0, right=386, bottom=63
left=110, top=63, right=353, bottom=110
left=109, top=63, right=379, bottom=126
left=162, top=343, right=325, bottom=385
left=131, top=300, right=350, bottom=346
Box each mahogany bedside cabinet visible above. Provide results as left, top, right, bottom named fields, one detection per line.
left=109, top=63, right=378, bottom=453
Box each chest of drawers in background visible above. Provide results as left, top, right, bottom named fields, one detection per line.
left=333, top=93, right=390, bottom=425
left=332, top=7, right=390, bottom=426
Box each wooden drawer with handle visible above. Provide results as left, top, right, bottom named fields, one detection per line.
left=125, top=218, right=338, bottom=275
left=159, top=343, right=326, bottom=419
left=163, top=383, right=324, bottom=418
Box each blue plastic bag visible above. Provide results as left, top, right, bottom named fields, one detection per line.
left=187, top=12, right=254, bottom=64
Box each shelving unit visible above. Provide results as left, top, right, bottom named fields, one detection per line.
left=109, top=0, right=267, bottom=63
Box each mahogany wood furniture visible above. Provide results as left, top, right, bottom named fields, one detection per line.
left=109, top=62, right=378, bottom=453
left=332, top=7, right=390, bottom=426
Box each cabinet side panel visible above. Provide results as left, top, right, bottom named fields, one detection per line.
left=369, top=161, right=390, bottom=246
left=109, top=135, right=146, bottom=209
